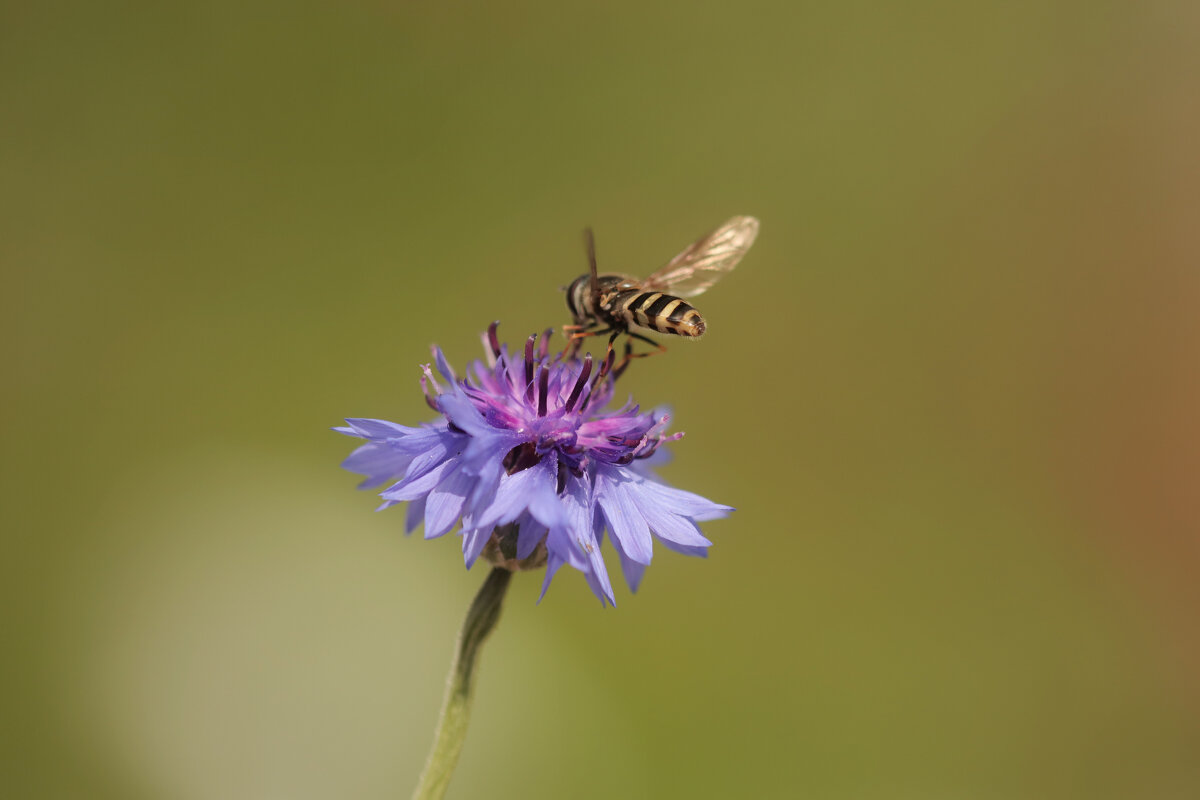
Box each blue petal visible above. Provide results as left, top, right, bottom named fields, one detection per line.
left=594, top=467, right=653, bottom=565
left=516, top=512, right=547, bottom=560
left=462, top=526, right=491, bottom=568
left=405, top=496, right=426, bottom=534
left=658, top=540, right=709, bottom=558
left=465, top=464, right=538, bottom=531
left=559, top=475, right=615, bottom=604
left=402, top=439, right=454, bottom=484
left=524, top=454, right=567, bottom=529
left=467, top=453, right=565, bottom=533
left=461, top=429, right=521, bottom=470
left=615, top=549, right=646, bottom=594
left=625, top=480, right=713, bottom=550
left=341, top=418, right=423, bottom=439
left=581, top=561, right=614, bottom=608
left=537, top=553, right=567, bottom=603
left=459, top=446, right=506, bottom=530
left=437, top=393, right=495, bottom=439
left=424, top=467, right=474, bottom=539
left=635, top=478, right=733, bottom=521
left=387, top=426, right=459, bottom=456
left=433, top=345, right=458, bottom=383
left=458, top=438, right=511, bottom=482
left=341, top=442, right=413, bottom=489
left=381, top=457, right=457, bottom=502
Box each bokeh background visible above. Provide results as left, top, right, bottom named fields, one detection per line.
left=4, top=1, right=1199, bottom=798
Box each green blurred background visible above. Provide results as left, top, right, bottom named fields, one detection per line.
left=4, top=1, right=1198, bottom=797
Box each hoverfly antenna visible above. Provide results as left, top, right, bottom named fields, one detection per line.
left=583, top=226, right=599, bottom=298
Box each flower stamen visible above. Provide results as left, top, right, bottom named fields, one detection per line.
left=483, top=321, right=502, bottom=366
left=524, top=335, right=536, bottom=404
left=537, top=364, right=550, bottom=417
left=536, top=328, right=553, bottom=360
left=579, top=347, right=616, bottom=414
left=565, top=354, right=592, bottom=412
left=420, top=364, right=442, bottom=411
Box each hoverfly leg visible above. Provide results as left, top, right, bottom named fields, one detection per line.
left=613, top=338, right=635, bottom=380
left=561, top=324, right=586, bottom=357
left=561, top=324, right=611, bottom=359
left=613, top=330, right=667, bottom=379
left=605, top=330, right=621, bottom=373
left=594, top=336, right=618, bottom=383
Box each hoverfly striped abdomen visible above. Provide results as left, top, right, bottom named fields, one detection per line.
left=611, top=290, right=705, bottom=337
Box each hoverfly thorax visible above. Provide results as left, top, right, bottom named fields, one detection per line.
left=566, top=273, right=627, bottom=326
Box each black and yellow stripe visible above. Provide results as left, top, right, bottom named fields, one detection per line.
left=566, top=272, right=706, bottom=337
left=612, top=290, right=705, bottom=337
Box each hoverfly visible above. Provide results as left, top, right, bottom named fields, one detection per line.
left=564, top=215, right=759, bottom=370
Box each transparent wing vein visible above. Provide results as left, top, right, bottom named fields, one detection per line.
left=644, top=215, right=759, bottom=298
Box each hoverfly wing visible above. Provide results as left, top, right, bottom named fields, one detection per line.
left=643, top=215, right=759, bottom=298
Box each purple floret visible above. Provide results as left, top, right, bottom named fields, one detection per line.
left=336, top=323, right=732, bottom=606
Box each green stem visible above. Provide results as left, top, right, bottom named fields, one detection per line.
left=411, top=566, right=512, bottom=800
